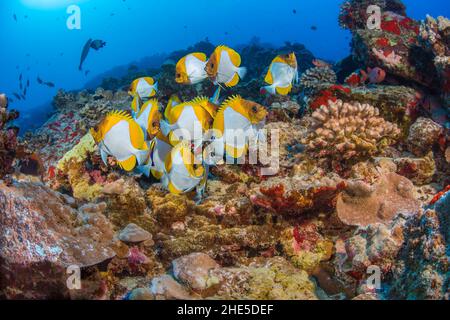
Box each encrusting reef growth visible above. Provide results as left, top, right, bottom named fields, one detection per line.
left=1, top=0, right=449, bottom=300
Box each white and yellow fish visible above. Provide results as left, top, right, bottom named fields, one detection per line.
left=161, top=141, right=207, bottom=198
left=134, top=98, right=162, bottom=140
left=90, top=110, right=149, bottom=171
left=128, top=77, right=158, bottom=99
left=205, top=45, right=247, bottom=87
left=262, top=52, right=298, bottom=95
left=175, top=53, right=208, bottom=85
left=205, top=95, right=267, bottom=163
left=135, top=132, right=172, bottom=180
left=161, top=101, right=214, bottom=151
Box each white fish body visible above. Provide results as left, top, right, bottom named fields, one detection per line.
left=99, top=120, right=149, bottom=166
left=185, top=54, right=208, bottom=84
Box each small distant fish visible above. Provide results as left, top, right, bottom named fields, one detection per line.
left=23, top=88, right=27, bottom=97
left=37, top=76, right=55, bottom=88
left=90, top=110, right=149, bottom=171
left=79, top=38, right=106, bottom=71
left=85, top=70, right=90, bottom=76
left=175, top=53, right=208, bottom=85
left=293, top=9, right=297, bottom=14
left=26, top=79, right=30, bottom=88
left=205, top=45, right=247, bottom=87
left=128, top=77, right=158, bottom=100
left=312, top=59, right=332, bottom=68
left=13, top=93, right=21, bottom=100
left=311, top=25, right=318, bottom=31
left=262, top=53, right=298, bottom=95
left=21, top=94, right=26, bottom=100
left=13, top=14, right=17, bottom=22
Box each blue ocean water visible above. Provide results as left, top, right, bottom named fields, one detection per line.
left=1, top=0, right=449, bottom=131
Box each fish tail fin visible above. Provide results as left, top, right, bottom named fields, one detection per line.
left=160, top=119, right=173, bottom=137
left=237, top=67, right=247, bottom=80
left=135, top=148, right=150, bottom=166
left=152, top=81, right=159, bottom=95
left=261, top=84, right=276, bottom=95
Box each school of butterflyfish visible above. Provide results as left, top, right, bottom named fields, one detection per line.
left=90, top=45, right=298, bottom=200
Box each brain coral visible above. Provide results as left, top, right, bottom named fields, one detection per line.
left=303, top=99, right=400, bottom=161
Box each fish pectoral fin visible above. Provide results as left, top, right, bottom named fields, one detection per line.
left=275, top=85, right=292, bottom=96
left=226, top=72, right=240, bottom=87
left=119, top=155, right=137, bottom=172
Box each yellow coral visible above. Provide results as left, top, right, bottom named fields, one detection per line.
left=57, top=133, right=97, bottom=171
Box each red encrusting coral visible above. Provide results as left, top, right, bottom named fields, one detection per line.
left=429, top=185, right=450, bottom=205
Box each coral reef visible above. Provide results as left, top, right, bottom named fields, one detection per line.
left=303, top=100, right=400, bottom=162
left=336, top=173, right=420, bottom=227
left=299, top=67, right=337, bottom=95
left=3, top=0, right=449, bottom=301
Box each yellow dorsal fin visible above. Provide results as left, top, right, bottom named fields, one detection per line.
left=191, top=52, right=207, bottom=61
left=227, top=48, right=241, bottom=67
left=145, top=77, right=155, bottom=85
left=107, top=109, right=134, bottom=122
left=190, top=96, right=209, bottom=104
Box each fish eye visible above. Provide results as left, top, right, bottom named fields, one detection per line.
left=210, top=152, right=216, bottom=157
left=193, top=164, right=198, bottom=169
left=210, top=63, right=214, bottom=68
left=176, top=73, right=181, bottom=78
left=252, top=106, right=258, bottom=113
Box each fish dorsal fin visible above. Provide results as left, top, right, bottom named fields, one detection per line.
left=107, top=109, right=134, bottom=123
left=191, top=52, right=207, bottom=61
left=272, top=55, right=287, bottom=64
left=190, top=96, right=209, bottom=105
left=218, top=45, right=241, bottom=67
left=220, top=95, right=243, bottom=112
left=144, top=77, right=155, bottom=85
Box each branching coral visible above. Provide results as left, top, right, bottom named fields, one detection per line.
left=300, top=67, right=337, bottom=95
left=303, top=100, right=401, bottom=162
